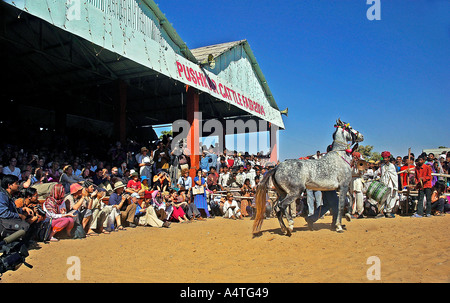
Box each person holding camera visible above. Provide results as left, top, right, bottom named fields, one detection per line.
left=0, top=175, right=34, bottom=242
left=14, top=187, right=52, bottom=243
left=108, top=181, right=135, bottom=229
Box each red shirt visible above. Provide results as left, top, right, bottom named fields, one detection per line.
left=400, top=165, right=415, bottom=187
left=127, top=180, right=141, bottom=190
left=415, top=164, right=432, bottom=189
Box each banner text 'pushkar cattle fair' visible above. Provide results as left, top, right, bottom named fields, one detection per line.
left=176, top=61, right=266, bottom=117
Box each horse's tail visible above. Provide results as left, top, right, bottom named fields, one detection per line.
left=252, top=167, right=277, bottom=235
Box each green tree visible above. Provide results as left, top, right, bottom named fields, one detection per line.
left=159, top=130, right=173, bottom=139
left=357, top=145, right=381, bottom=161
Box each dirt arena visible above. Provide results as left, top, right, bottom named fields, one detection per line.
left=1, top=214, right=449, bottom=283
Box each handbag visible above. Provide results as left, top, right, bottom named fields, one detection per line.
left=192, top=185, right=205, bottom=196
left=0, top=218, right=30, bottom=238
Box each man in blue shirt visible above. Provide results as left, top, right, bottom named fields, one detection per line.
left=0, top=175, right=26, bottom=220
left=0, top=175, right=32, bottom=242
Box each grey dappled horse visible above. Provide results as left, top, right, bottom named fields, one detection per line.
left=252, top=119, right=364, bottom=236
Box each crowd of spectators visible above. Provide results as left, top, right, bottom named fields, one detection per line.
left=0, top=136, right=276, bottom=246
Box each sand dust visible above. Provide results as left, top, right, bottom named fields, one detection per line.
left=1, top=214, right=449, bottom=283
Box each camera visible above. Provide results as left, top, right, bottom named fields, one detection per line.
left=0, top=230, right=33, bottom=278
left=35, top=206, right=46, bottom=217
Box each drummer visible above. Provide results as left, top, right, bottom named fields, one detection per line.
left=373, top=151, right=399, bottom=218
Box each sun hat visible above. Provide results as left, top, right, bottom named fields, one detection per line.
left=70, top=183, right=83, bottom=195
left=113, top=181, right=126, bottom=191
left=131, top=193, right=140, bottom=199
left=141, top=146, right=148, bottom=152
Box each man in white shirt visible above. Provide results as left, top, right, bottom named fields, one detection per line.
left=223, top=193, right=242, bottom=219
left=374, top=151, right=399, bottom=218
left=3, top=158, right=21, bottom=180
left=218, top=166, right=231, bottom=190
left=235, top=166, right=246, bottom=188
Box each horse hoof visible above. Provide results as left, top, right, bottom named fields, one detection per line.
left=285, top=229, right=292, bottom=237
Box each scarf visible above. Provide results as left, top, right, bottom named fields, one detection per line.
left=44, top=183, right=65, bottom=214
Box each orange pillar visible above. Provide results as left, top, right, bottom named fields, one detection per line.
left=186, top=87, right=200, bottom=179
left=269, top=124, right=278, bottom=163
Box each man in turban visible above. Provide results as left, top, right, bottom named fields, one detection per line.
left=374, top=151, right=399, bottom=218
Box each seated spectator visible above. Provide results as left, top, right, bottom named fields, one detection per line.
left=47, top=161, right=61, bottom=182
left=209, top=188, right=223, bottom=217
left=119, top=192, right=138, bottom=228
left=150, top=190, right=169, bottom=221
left=141, top=176, right=150, bottom=191
left=206, top=167, right=219, bottom=191
left=108, top=181, right=128, bottom=230
left=15, top=187, right=52, bottom=243
left=178, top=188, right=205, bottom=222
left=43, top=184, right=77, bottom=242
left=3, top=157, right=21, bottom=180
left=110, top=166, right=123, bottom=180
left=177, top=168, right=192, bottom=191
left=89, top=188, right=111, bottom=234
left=218, top=166, right=231, bottom=190
left=126, top=172, right=142, bottom=195
left=153, top=170, right=170, bottom=193
left=92, top=168, right=108, bottom=186
left=135, top=192, right=170, bottom=228
left=431, top=180, right=450, bottom=215
left=14, top=187, right=42, bottom=225
left=166, top=191, right=188, bottom=223
left=223, top=192, right=242, bottom=220
left=240, top=178, right=253, bottom=217
left=60, top=165, right=84, bottom=194
left=63, top=182, right=94, bottom=237
left=0, top=175, right=36, bottom=245
left=81, top=167, right=93, bottom=182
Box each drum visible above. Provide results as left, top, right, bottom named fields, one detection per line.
left=366, top=180, right=390, bottom=204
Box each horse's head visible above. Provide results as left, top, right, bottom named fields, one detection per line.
left=334, top=118, right=364, bottom=146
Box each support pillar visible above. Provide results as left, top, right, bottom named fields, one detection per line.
left=269, top=124, right=278, bottom=163
left=186, top=87, right=200, bottom=179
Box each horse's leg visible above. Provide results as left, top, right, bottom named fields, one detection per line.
left=336, top=186, right=349, bottom=232
left=277, top=194, right=297, bottom=236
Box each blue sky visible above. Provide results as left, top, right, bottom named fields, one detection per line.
left=155, top=0, right=449, bottom=160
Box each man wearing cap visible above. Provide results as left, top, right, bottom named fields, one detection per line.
left=108, top=181, right=129, bottom=230
left=374, top=151, right=398, bottom=218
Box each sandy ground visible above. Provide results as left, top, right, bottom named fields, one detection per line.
left=1, top=214, right=449, bottom=283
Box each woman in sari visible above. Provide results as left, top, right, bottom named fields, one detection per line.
left=43, top=184, right=77, bottom=242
